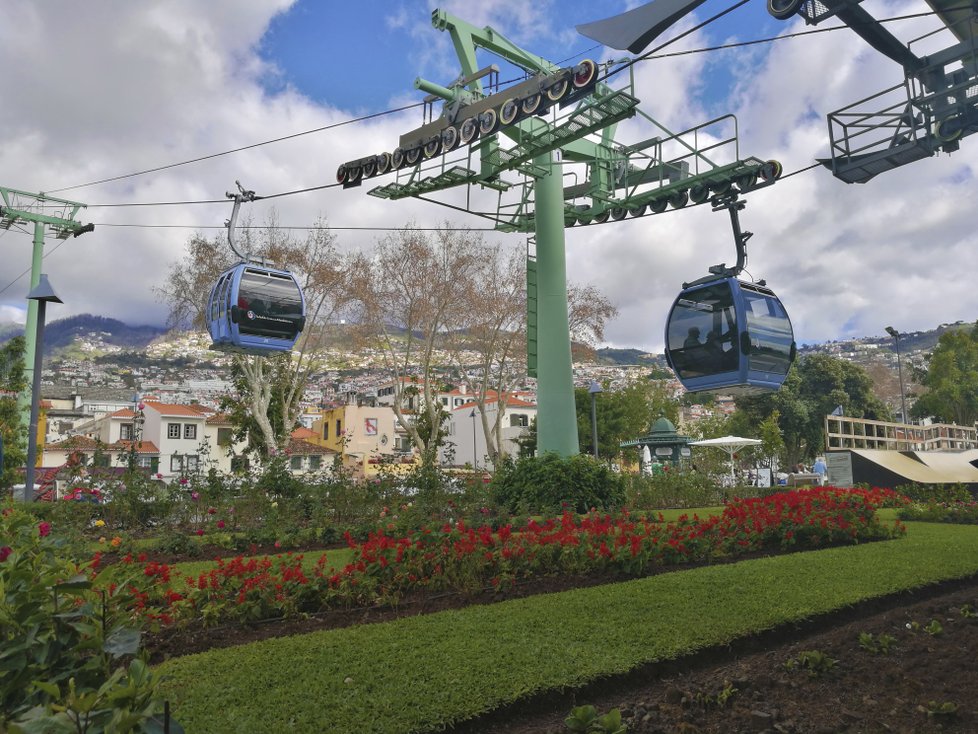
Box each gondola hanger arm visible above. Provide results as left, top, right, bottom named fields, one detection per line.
left=225, top=181, right=259, bottom=262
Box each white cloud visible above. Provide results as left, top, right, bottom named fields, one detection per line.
left=0, top=0, right=974, bottom=353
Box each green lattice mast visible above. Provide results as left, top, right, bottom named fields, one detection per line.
left=0, top=187, right=94, bottom=429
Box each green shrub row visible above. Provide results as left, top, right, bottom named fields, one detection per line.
left=157, top=521, right=978, bottom=734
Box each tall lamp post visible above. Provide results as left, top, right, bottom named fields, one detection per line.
left=469, top=409, right=477, bottom=469
left=885, top=326, right=907, bottom=424
left=588, top=381, right=603, bottom=459
left=24, top=274, right=62, bottom=502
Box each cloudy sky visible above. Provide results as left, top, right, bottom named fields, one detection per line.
left=0, top=0, right=974, bottom=352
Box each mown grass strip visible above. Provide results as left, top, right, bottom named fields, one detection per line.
left=159, top=521, right=968, bottom=734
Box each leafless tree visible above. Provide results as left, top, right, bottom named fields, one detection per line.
left=347, top=225, right=480, bottom=464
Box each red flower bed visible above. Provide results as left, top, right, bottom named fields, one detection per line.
left=104, top=487, right=907, bottom=629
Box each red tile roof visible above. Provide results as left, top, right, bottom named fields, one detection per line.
left=110, top=440, right=160, bottom=454
left=109, top=408, right=137, bottom=419
left=142, top=401, right=204, bottom=418
left=46, top=435, right=101, bottom=450
left=286, top=438, right=335, bottom=456
left=291, top=426, right=319, bottom=440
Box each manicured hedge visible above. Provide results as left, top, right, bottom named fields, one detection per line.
left=157, top=522, right=978, bottom=733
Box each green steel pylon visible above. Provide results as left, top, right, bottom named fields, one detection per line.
left=0, top=186, right=94, bottom=434
left=345, top=8, right=782, bottom=457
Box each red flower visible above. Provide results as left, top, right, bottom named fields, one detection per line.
left=216, top=520, right=226, bottom=529
left=0, top=546, right=11, bottom=562
left=196, top=529, right=204, bottom=536
left=38, top=522, right=51, bottom=537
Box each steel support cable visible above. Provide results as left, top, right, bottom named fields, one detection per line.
left=44, top=102, right=425, bottom=195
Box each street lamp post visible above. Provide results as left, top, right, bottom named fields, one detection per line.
left=469, top=409, right=477, bottom=469
left=588, top=381, right=603, bottom=459
left=24, top=274, right=63, bottom=502
left=885, top=326, right=907, bottom=424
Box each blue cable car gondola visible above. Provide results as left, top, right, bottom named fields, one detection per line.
left=664, top=194, right=795, bottom=395
left=206, top=182, right=306, bottom=355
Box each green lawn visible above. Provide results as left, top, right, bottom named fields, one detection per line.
left=157, top=521, right=978, bottom=733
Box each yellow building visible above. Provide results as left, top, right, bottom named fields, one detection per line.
left=310, top=400, right=417, bottom=478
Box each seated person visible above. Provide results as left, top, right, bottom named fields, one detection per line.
left=684, top=326, right=702, bottom=349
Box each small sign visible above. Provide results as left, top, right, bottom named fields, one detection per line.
left=826, top=452, right=853, bottom=487
left=364, top=418, right=378, bottom=436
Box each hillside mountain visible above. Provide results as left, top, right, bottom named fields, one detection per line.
left=0, top=314, right=167, bottom=354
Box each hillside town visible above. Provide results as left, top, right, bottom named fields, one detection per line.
left=22, top=318, right=940, bottom=487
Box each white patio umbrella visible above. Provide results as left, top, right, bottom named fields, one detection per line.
left=689, top=435, right=763, bottom=483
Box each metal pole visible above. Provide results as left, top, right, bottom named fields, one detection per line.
left=20, top=221, right=45, bottom=429
left=886, top=326, right=907, bottom=423
left=470, top=409, right=477, bottom=468
left=895, top=334, right=907, bottom=423
left=533, top=151, right=578, bottom=457
left=590, top=391, right=599, bottom=458
left=24, top=299, right=46, bottom=502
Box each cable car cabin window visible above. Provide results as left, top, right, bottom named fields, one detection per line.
left=741, top=287, right=793, bottom=376
left=236, top=269, right=303, bottom=340
left=667, top=282, right=738, bottom=379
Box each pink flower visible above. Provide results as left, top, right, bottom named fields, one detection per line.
left=216, top=520, right=225, bottom=529
left=38, top=522, right=51, bottom=537
left=0, top=546, right=11, bottom=562
left=274, top=541, right=282, bottom=549
left=207, top=507, right=216, bottom=515
left=195, top=529, right=204, bottom=536
left=191, top=491, right=200, bottom=501
left=179, top=478, right=189, bottom=486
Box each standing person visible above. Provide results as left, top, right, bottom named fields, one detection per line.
left=813, top=456, right=827, bottom=485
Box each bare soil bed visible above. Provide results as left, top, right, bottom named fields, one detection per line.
left=143, top=549, right=978, bottom=733
left=460, top=576, right=978, bottom=734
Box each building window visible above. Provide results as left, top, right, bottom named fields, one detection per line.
left=167, top=423, right=180, bottom=439
left=335, top=419, right=341, bottom=437
left=290, top=456, right=303, bottom=471
left=170, top=455, right=199, bottom=473
left=309, top=455, right=322, bottom=471
left=120, top=423, right=134, bottom=440
left=217, top=428, right=232, bottom=447
left=170, top=455, right=183, bottom=472
left=322, top=421, right=329, bottom=440
left=184, top=424, right=197, bottom=440
left=510, top=413, right=529, bottom=427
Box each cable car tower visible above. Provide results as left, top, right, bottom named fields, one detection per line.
left=0, top=186, right=94, bottom=427
left=580, top=0, right=978, bottom=184
left=774, top=0, right=978, bottom=182
left=339, top=9, right=783, bottom=456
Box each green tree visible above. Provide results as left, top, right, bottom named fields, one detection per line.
left=0, top=337, right=26, bottom=490
left=911, top=323, right=978, bottom=424
left=734, top=354, right=890, bottom=466
left=574, top=381, right=679, bottom=464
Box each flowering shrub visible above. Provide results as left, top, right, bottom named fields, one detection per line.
left=0, top=505, right=171, bottom=733
left=113, top=487, right=906, bottom=628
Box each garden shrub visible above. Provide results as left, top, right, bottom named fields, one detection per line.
left=624, top=468, right=742, bottom=510
left=0, top=504, right=172, bottom=733
left=895, top=483, right=972, bottom=504
left=490, top=453, right=626, bottom=514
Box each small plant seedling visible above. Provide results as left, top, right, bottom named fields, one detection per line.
left=564, top=705, right=627, bottom=733
left=785, top=650, right=838, bottom=678
left=924, top=619, right=943, bottom=636
left=958, top=604, right=977, bottom=619
left=924, top=700, right=958, bottom=718
left=876, top=633, right=896, bottom=653
left=858, top=632, right=897, bottom=654
left=716, top=681, right=738, bottom=708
